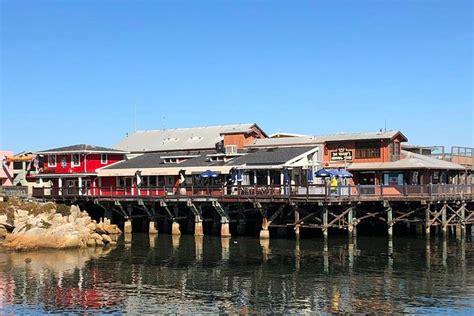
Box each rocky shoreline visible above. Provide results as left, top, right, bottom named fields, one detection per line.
left=0, top=199, right=121, bottom=251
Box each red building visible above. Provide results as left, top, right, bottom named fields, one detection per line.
left=35, top=144, right=127, bottom=196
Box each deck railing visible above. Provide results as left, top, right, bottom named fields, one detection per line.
left=33, top=183, right=474, bottom=200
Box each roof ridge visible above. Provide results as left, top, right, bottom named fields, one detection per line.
left=132, top=123, right=256, bottom=133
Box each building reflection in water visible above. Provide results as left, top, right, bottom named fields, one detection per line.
left=0, top=235, right=473, bottom=314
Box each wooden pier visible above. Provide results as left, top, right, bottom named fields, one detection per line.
left=32, top=183, right=474, bottom=239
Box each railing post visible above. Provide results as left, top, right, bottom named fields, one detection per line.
left=429, top=184, right=432, bottom=197
left=403, top=183, right=407, bottom=196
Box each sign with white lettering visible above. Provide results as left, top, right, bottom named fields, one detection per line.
left=330, top=145, right=353, bottom=161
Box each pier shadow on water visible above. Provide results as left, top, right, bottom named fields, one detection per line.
left=1, top=235, right=474, bottom=314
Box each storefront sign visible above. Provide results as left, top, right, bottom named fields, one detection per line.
left=330, top=145, right=353, bottom=161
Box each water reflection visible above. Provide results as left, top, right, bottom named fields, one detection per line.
left=1, top=235, right=474, bottom=314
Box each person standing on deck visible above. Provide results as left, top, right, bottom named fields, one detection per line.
left=330, top=176, right=338, bottom=195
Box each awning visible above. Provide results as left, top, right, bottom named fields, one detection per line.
left=98, top=166, right=233, bottom=177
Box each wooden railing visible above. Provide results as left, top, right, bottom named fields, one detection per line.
left=33, top=184, right=474, bottom=200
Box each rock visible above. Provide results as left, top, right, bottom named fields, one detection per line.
left=101, top=234, right=112, bottom=244
left=86, top=223, right=97, bottom=231
left=0, top=226, right=7, bottom=238
left=103, top=224, right=121, bottom=235
left=86, top=238, right=96, bottom=247
left=15, top=209, right=29, bottom=218
left=0, top=215, right=7, bottom=225
left=95, top=223, right=107, bottom=234
left=90, top=232, right=103, bottom=241
left=95, top=239, right=105, bottom=246
left=25, top=257, right=32, bottom=263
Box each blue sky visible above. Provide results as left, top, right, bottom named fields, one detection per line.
left=1, top=0, right=472, bottom=153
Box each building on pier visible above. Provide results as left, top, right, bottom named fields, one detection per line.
left=34, top=144, right=127, bottom=196
left=30, top=124, right=469, bottom=199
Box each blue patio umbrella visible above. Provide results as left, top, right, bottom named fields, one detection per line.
left=314, top=168, right=333, bottom=177
left=200, top=170, right=219, bottom=178
left=338, top=169, right=353, bottom=178
left=307, top=167, right=314, bottom=182
left=236, top=169, right=243, bottom=182
left=283, top=168, right=290, bottom=184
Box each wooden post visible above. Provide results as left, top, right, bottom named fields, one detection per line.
left=460, top=204, right=466, bottom=236
left=387, top=207, right=393, bottom=237
left=425, top=206, right=431, bottom=238
left=348, top=207, right=354, bottom=238
left=172, top=222, right=181, bottom=235
left=149, top=221, right=158, bottom=234
left=194, top=221, right=204, bottom=237
left=221, top=222, right=231, bottom=238
left=322, top=206, right=328, bottom=238
left=441, top=205, right=447, bottom=236
left=294, top=207, right=300, bottom=238
left=124, top=220, right=132, bottom=234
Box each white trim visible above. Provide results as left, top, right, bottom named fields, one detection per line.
left=101, top=153, right=108, bottom=164
left=48, top=154, right=57, bottom=167
left=71, top=154, right=81, bottom=167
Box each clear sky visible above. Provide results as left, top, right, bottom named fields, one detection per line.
left=1, top=0, right=472, bottom=153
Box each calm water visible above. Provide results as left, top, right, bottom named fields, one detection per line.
left=1, top=234, right=474, bottom=314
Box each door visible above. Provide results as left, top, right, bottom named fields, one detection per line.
left=359, top=172, right=375, bottom=194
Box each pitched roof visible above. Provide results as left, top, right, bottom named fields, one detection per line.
left=249, top=131, right=407, bottom=148
left=36, top=144, right=127, bottom=154
left=113, top=123, right=264, bottom=153
left=228, top=146, right=317, bottom=166
left=347, top=150, right=466, bottom=171
left=100, top=146, right=318, bottom=175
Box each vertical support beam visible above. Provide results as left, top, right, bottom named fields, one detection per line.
left=460, top=204, right=466, bottom=236
left=347, top=207, right=354, bottom=238
left=78, top=176, right=83, bottom=196
left=212, top=201, right=231, bottom=238
left=322, top=206, right=328, bottom=238
left=149, top=221, right=158, bottom=234
left=58, top=178, right=63, bottom=196
left=124, top=220, right=132, bottom=234
left=188, top=201, right=203, bottom=236
left=172, top=222, right=181, bottom=235
left=387, top=207, right=393, bottom=238
left=258, top=203, right=269, bottom=239
left=425, top=205, right=431, bottom=238
left=172, top=204, right=181, bottom=235
left=441, top=204, right=447, bottom=236
left=294, top=206, right=300, bottom=238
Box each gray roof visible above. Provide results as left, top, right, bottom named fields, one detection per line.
left=347, top=150, right=466, bottom=171
left=113, top=123, right=263, bottom=153
left=36, top=144, right=127, bottom=154
left=103, top=146, right=317, bottom=171
left=249, top=131, right=406, bottom=148
left=228, top=146, right=316, bottom=166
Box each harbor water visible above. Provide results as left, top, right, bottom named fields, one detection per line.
left=1, top=235, right=474, bottom=314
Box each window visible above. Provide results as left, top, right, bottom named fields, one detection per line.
left=71, top=154, right=81, bottom=167
left=355, top=142, right=381, bottom=159
left=383, top=172, right=404, bottom=185
left=48, top=155, right=57, bottom=167
left=101, top=154, right=108, bottom=164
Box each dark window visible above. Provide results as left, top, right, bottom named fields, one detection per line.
left=355, top=142, right=381, bottom=159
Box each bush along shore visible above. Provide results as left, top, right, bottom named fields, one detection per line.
left=0, top=199, right=121, bottom=251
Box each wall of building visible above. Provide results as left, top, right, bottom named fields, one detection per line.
left=43, top=153, right=124, bottom=174
left=0, top=151, right=14, bottom=186
left=223, top=126, right=267, bottom=149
